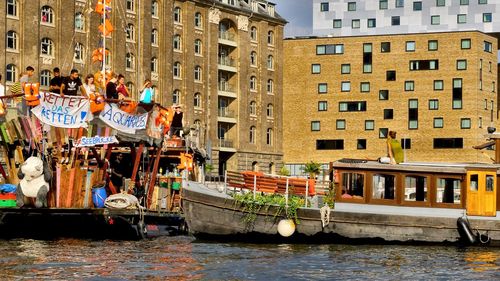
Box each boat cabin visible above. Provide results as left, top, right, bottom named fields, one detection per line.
left=331, top=159, right=499, bottom=217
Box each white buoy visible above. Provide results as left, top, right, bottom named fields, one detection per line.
left=277, top=219, right=295, bottom=237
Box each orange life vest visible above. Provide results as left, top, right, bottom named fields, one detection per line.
left=24, top=83, right=40, bottom=107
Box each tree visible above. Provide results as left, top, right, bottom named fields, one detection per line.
left=302, top=161, right=321, bottom=179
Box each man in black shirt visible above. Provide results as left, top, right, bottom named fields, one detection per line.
left=49, top=67, right=63, bottom=94
left=60, top=69, right=86, bottom=97
left=105, top=72, right=119, bottom=100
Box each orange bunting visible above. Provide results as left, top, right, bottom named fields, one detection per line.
left=95, top=0, right=112, bottom=15
left=98, top=19, right=114, bottom=36
left=89, top=93, right=105, bottom=114
left=177, top=153, right=194, bottom=171
left=91, top=48, right=109, bottom=63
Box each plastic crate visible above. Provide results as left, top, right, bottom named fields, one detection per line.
left=0, top=193, right=16, bottom=200
left=0, top=199, right=16, bottom=208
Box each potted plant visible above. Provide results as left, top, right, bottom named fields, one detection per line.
left=278, top=166, right=290, bottom=176
left=302, top=161, right=321, bottom=179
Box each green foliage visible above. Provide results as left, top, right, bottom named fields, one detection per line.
left=302, top=161, right=321, bottom=176
left=204, top=163, right=214, bottom=173
left=278, top=166, right=290, bottom=176
left=323, top=182, right=336, bottom=208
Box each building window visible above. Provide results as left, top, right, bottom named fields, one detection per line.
left=333, top=19, right=342, bottom=28
left=436, top=0, right=445, bottom=6
left=41, top=6, right=54, bottom=24
left=410, top=60, right=439, bottom=70
left=194, top=66, right=202, bottom=82
left=429, top=99, right=439, bottom=110
left=267, top=79, right=274, bottom=93
left=352, top=19, right=360, bottom=28
left=318, top=83, right=328, bottom=93
left=173, top=35, right=181, bottom=50
left=479, top=0, right=488, bottom=4
left=126, top=24, right=135, bottom=41
left=249, top=101, right=256, bottom=116
left=267, top=55, right=274, bottom=70
left=367, top=18, right=376, bottom=28
left=312, top=64, right=321, bottom=74
left=348, top=2, right=356, bottom=11
left=340, top=101, right=366, bottom=112
left=461, top=39, right=471, bottom=49
left=311, top=121, right=321, bottom=132
left=267, top=31, right=274, bottom=45
left=7, top=0, right=17, bottom=17
left=457, top=14, right=466, bottom=24
left=392, top=16, right=400, bottom=25
left=484, top=41, right=492, bottom=52
left=267, top=104, right=274, bottom=118
left=456, top=60, right=467, bottom=70
left=126, top=53, right=136, bottom=70
left=6, top=30, right=18, bottom=50
left=434, top=80, right=444, bottom=90
left=379, top=128, right=389, bottom=138
left=316, top=140, right=344, bottom=150
left=406, top=41, right=415, bottom=52
left=316, top=44, right=344, bottom=55
left=150, top=57, right=158, bottom=73
left=75, top=13, right=85, bottom=31
left=151, top=29, right=159, bottom=46
left=408, top=99, right=418, bottom=129
left=320, top=2, right=329, bottom=11
left=40, top=38, right=54, bottom=57
left=126, top=0, right=135, bottom=12
left=250, top=51, right=257, bottom=66
left=428, top=40, right=438, bottom=51
left=365, top=120, right=375, bottom=130
left=266, top=129, right=273, bottom=145
left=311, top=121, right=321, bottom=131
left=172, top=89, right=180, bottom=104
left=384, top=109, right=393, bottom=120
left=250, top=76, right=257, bottom=91
left=357, top=139, right=367, bottom=150
left=249, top=126, right=256, bottom=143
left=431, top=15, right=440, bottom=25
left=360, top=82, right=370, bottom=92
left=250, top=26, right=257, bottom=41
left=380, top=0, right=388, bottom=9
left=341, top=81, right=351, bottom=92
left=194, top=39, right=202, bottom=55
left=194, top=93, right=201, bottom=108
left=483, top=13, right=492, bottom=22
left=6, top=64, right=17, bottom=83
left=461, top=118, right=471, bottom=129
left=73, top=43, right=84, bottom=62
left=173, top=62, right=181, bottom=78
left=386, top=71, right=396, bottom=81
left=396, top=0, right=405, bottom=7
left=363, top=64, right=372, bottom=73
left=341, top=64, right=351, bottom=74
left=126, top=82, right=135, bottom=96
left=453, top=78, right=462, bottom=109
left=433, top=138, right=463, bottom=149
left=40, top=70, right=51, bottom=87
left=194, top=12, right=203, bottom=28
left=151, top=1, right=159, bottom=17
left=413, top=1, right=422, bottom=10
left=381, top=42, right=391, bottom=53
left=174, top=7, right=181, bottom=23
left=460, top=0, right=468, bottom=4
left=379, top=90, right=389, bottom=100
left=434, top=117, right=444, bottom=128
left=318, top=101, right=328, bottom=111
left=336, top=119, right=346, bottom=130
left=405, top=81, right=415, bottom=91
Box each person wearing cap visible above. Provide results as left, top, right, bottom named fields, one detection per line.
left=49, top=67, right=63, bottom=94
left=170, top=104, right=184, bottom=137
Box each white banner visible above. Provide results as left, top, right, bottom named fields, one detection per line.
left=98, top=103, right=148, bottom=134
left=75, top=135, right=119, bottom=147
left=31, top=92, right=91, bottom=128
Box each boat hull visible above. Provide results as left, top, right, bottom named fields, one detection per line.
left=182, top=182, right=500, bottom=245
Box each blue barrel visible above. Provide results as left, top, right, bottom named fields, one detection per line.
left=92, top=186, right=107, bottom=208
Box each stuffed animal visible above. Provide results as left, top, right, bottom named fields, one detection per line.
left=16, top=156, right=51, bottom=208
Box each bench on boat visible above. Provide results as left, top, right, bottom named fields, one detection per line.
left=275, top=178, right=316, bottom=196
left=225, top=171, right=316, bottom=196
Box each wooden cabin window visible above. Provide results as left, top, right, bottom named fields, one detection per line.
left=436, top=178, right=461, bottom=204
left=341, top=172, right=364, bottom=199
left=486, top=175, right=494, bottom=192
left=470, top=174, right=478, bottom=191
left=405, top=176, right=427, bottom=202
left=372, top=174, right=395, bottom=200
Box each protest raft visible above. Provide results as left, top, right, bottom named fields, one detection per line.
left=0, top=91, right=203, bottom=239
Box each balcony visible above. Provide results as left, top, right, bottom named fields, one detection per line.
left=218, top=138, right=237, bottom=152
left=218, top=32, right=237, bottom=47
left=217, top=108, right=237, bottom=124
left=218, top=57, right=237, bottom=73
left=218, top=82, right=237, bottom=98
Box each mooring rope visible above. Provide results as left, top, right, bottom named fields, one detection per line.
left=320, top=204, right=331, bottom=228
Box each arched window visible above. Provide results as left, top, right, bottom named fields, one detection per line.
left=266, top=104, right=273, bottom=118
left=6, top=30, right=18, bottom=50
left=75, top=13, right=85, bottom=31
left=249, top=126, right=256, bottom=144
left=250, top=76, right=257, bottom=91
left=194, top=119, right=201, bottom=129
left=173, top=62, right=181, bottom=78
left=74, top=43, right=85, bottom=62
left=194, top=93, right=201, bottom=108
left=40, top=38, right=54, bottom=57
left=126, top=82, right=135, bottom=96
left=151, top=57, right=158, bottom=73
left=40, top=70, right=52, bottom=87
left=194, top=39, right=202, bottom=55
left=126, top=53, right=135, bottom=70
left=173, top=7, right=181, bottom=23
left=267, top=55, right=274, bottom=70
left=194, top=66, right=202, bottom=82
left=266, top=128, right=273, bottom=145
left=7, top=0, right=18, bottom=17
left=41, top=6, right=54, bottom=24
left=267, top=31, right=274, bottom=45
left=250, top=51, right=257, bottom=66
left=194, top=12, right=202, bottom=28
left=126, top=0, right=135, bottom=12
left=151, top=29, right=158, bottom=46
left=267, top=79, right=273, bottom=93
left=6, top=64, right=17, bottom=83
left=126, top=23, right=135, bottom=41
left=250, top=26, right=257, bottom=41
left=151, top=1, right=159, bottom=17
left=173, top=34, right=181, bottom=50
left=173, top=89, right=181, bottom=104
left=249, top=101, right=256, bottom=116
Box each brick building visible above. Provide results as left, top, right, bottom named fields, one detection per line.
left=0, top=0, right=285, bottom=175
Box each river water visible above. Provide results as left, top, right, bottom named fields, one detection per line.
left=0, top=236, right=499, bottom=280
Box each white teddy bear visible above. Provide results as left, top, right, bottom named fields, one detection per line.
left=16, top=156, right=51, bottom=208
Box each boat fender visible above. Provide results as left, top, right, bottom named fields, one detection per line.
left=277, top=219, right=295, bottom=237
left=457, top=217, right=478, bottom=245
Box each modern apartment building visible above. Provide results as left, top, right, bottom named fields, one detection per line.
left=0, top=0, right=285, bottom=175
left=313, top=0, right=500, bottom=37
left=283, top=31, right=498, bottom=173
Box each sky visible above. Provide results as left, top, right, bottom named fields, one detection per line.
left=272, top=0, right=313, bottom=37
